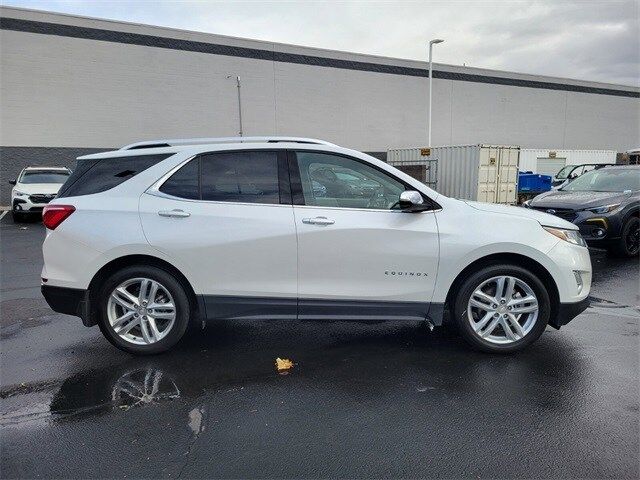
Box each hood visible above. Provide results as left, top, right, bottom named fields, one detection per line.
left=529, top=190, right=631, bottom=209
left=14, top=183, right=64, bottom=195
left=463, top=200, right=576, bottom=229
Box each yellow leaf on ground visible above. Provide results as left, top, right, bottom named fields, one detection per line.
left=275, top=357, right=294, bottom=371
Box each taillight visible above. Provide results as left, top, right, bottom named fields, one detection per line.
left=42, top=204, right=75, bottom=230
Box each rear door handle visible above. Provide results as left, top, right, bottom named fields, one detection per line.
left=302, top=216, right=335, bottom=226
left=158, top=209, right=190, bottom=218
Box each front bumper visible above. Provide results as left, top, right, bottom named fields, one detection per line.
left=41, top=285, right=93, bottom=326
left=12, top=196, right=52, bottom=213
left=528, top=206, right=623, bottom=244
left=549, top=297, right=590, bottom=329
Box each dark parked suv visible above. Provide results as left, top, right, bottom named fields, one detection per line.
left=524, top=166, right=640, bottom=257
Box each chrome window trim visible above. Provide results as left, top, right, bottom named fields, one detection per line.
left=292, top=204, right=441, bottom=214
left=146, top=151, right=443, bottom=213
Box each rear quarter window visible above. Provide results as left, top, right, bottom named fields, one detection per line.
left=57, top=154, right=172, bottom=198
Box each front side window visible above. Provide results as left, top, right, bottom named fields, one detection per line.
left=295, top=152, right=406, bottom=210
left=555, top=165, right=574, bottom=180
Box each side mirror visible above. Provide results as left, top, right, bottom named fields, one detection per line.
left=399, top=190, right=427, bottom=212
left=9, top=180, right=16, bottom=185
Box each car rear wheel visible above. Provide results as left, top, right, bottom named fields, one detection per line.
left=452, top=264, right=551, bottom=353
left=608, top=217, right=639, bottom=258
left=97, top=266, right=191, bottom=354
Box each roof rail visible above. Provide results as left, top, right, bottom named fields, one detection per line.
left=120, top=136, right=337, bottom=150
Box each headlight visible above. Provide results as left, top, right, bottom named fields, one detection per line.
left=543, top=226, right=587, bottom=247
left=13, top=190, right=27, bottom=196
left=588, top=203, right=620, bottom=214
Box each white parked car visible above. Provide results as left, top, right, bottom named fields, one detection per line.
left=10, top=166, right=71, bottom=222
left=41, top=137, right=591, bottom=354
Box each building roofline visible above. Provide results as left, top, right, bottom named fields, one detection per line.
left=1, top=5, right=638, bottom=96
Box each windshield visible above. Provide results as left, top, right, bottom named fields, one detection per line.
left=20, top=170, right=70, bottom=184
left=562, top=168, right=640, bottom=192
left=555, top=165, right=575, bottom=180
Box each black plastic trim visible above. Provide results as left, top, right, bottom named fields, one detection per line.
left=277, top=150, right=292, bottom=205
left=1, top=17, right=637, bottom=98
left=201, top=295, right=432, bottom=322
left=203, top=295, right=297, bottom=320
left=549, top=297, right=590, bottom=329
left=41, top=285, right=91, bottom=324
left=298, top=298, right=429, bottom=321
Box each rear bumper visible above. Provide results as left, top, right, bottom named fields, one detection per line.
left=41, top=285, right=93, bottom=326
left=549, top=297, right=590, bottom=329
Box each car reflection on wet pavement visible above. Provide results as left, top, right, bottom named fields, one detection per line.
left=1, top=217, right=638, bottom=479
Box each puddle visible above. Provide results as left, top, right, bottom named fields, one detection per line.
left=586, top=296, right=640, bottom=319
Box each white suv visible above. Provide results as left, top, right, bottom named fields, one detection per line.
left=10, top=166, right=71, bottom=222
left=41, top=137, right=591, bottom=354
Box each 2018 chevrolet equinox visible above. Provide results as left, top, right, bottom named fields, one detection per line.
left=41, top=137, right=591, bottom=354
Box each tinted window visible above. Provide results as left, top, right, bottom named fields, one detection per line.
left=295, top=152, right=405, bottom=210
left=58, top=154, right=171, bottom=198
left=20, top=171, right=70, bottom=184
left=159, top=158, right=200, bottom=199
left=200, top=152, right=279, bottom=204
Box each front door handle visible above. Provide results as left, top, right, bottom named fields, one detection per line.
left=302, top=216, right=335, bottom=226
left=158, top=209, right=190, bottom=218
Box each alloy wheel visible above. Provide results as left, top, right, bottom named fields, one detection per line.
left=467, top=275, right=539, bottom=345
left=626, top=221, right=639, bottom=255
left=107, top=278, right=176, bottom=345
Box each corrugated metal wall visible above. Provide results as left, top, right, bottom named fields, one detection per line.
left=388, top=145, right=520, bottom=203
left=519, top=149, right=617, bottom=173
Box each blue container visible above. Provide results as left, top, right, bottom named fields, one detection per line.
left=518, top=171, right=552, bottom=193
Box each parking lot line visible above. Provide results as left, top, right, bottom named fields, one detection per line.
left=0, top=211, right=8, bottom=221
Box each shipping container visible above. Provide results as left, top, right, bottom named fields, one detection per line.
left=388, top=145, right=520, bottom=204
left=519, top=149, right=616, bottom=177
left=386, top=147, right=438, bottom=190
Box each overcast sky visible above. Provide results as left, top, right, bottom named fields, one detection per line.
left=4, top=0, right=639, bottom=86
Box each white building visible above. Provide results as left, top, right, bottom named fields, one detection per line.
left=1, top=6, right=638, bottom=203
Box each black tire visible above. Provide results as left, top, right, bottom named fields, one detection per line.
left=607, top=217, right=640, bottom=258
left=11, top=210, right=27, bottom=223
left=452, top=264, right=551, bottom=353
left=97, top=265, right=192, bottom=355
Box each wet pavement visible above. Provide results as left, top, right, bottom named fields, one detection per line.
left=1, top=215, right=639, bottom=479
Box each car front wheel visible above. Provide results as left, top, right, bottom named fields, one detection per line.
left=608, top=217, right=640, bottom=258
left=97, top=266, right=191, bottom=354
left=11, top=210, right=27, bottom=223
left=452, top=264, right=551, bottom=353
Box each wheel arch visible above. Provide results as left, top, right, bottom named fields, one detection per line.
left=85, top=254, right=201, bottom=327
left=621, top=206, right=640, bottom=224
left=443, top=252, right=560, bottom=327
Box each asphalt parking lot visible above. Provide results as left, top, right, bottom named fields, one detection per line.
left=1, top=213, right=638, bottom=479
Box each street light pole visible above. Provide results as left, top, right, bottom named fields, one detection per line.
left=428, top=38, right=444, bottom=147
left=227, top=75, right=243, bottom=136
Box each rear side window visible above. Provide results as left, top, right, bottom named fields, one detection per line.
left=57, top=154, right=171, bottom=198
left=201, top=152, right=279, bottom=204
left=159, top=151, right=281, bottom=205
left=159, top=158, right=200, bottom=199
